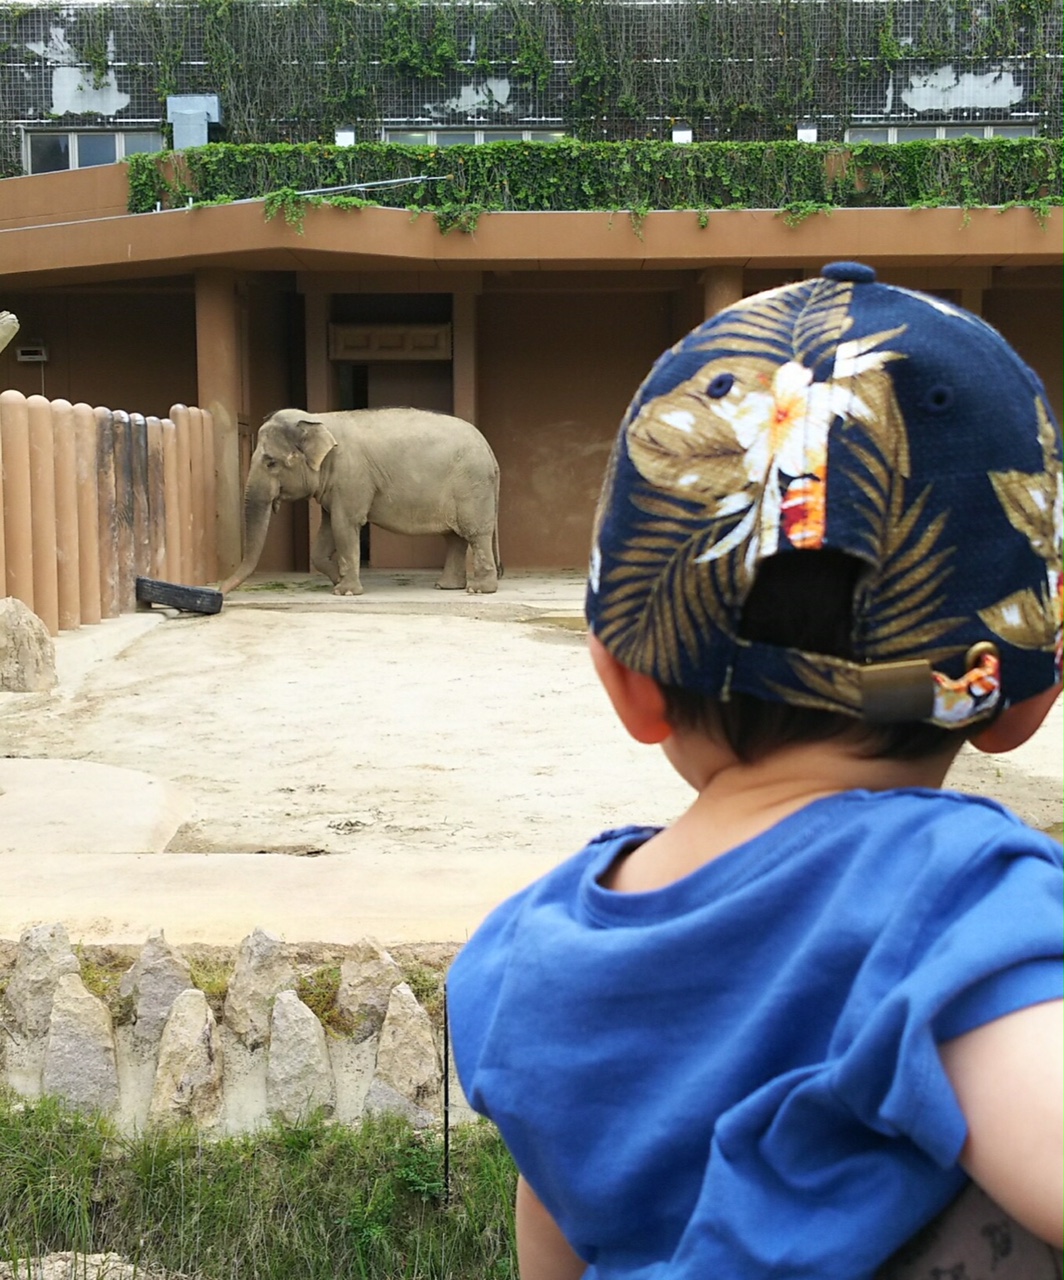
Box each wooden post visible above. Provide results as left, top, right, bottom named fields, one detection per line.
left=0, top=390, right=33, bottom=610
left=130, top=411, right=152, bottom=583
left=27, top=395, right=59, bottom=635
left=0, top=414, right=5, bottom=595
left=96, top=407, right=120, bottom=620
left=161, top=418, right=181, bottom=583
left=171, top=404, right=194, bottom=584
left=112, top=410, right=135, bottom=612
left=73, top=403, right=101, bottom=626
left=51, top=398, right=81, bottom=631
left=201, top=408, right=218, bottom=582
left=147, top=416, right=167, bottom=580
left=188, top=405, right=206, bottom=584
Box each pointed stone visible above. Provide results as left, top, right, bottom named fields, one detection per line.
left=372, top=982, right=440, bottom=1113
left=118, top=929, right=193, bottom=1044
left=223, top=927, right=296, bottom=1050
left=2, top=922, right=79, bottom=1039
left=336, top=938, right=404, bottom=1043
left=266, top=990, right=335, bottom=1124
left=363, top=1078, right=437, bottom=1129
left=149, top=988, right=223, bottom=1127
left=42, top=973, right=119, bottom=1114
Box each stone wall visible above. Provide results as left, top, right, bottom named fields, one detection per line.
left=0, top=923, right=471, bottom=1133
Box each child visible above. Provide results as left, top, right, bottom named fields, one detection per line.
left=447, top=262, right=1063, bottom=1279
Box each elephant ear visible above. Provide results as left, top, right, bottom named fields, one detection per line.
left=296, top=419, right=338, bottom=472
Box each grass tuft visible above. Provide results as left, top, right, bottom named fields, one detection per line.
left=75, top=949, right=135, bottom=1026
left=186, top=957, right=231, bottom=1022
left=399, top=961, right=446, bottom=1028
left=296, top=965, right=360, bottom=1037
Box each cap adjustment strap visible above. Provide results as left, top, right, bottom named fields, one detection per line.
left=859, top=660, right=935, bottom=723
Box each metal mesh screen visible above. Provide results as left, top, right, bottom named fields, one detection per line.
left=0, top=0, right=1058, bottom=174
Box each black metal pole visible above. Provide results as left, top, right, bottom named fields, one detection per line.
left=443, top=981, right=451, bottom=1206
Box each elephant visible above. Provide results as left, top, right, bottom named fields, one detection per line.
left=218, top=407, right=502, bottom=596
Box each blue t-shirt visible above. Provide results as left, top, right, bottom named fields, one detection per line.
left=448, top=789, right=1063, bottom=1279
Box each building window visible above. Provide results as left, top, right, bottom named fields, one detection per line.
left=24, top=130, right=165, bottom=175
left=377, top=128, right=566, bottom=145
left=845, top=124, right=1037, bottom=143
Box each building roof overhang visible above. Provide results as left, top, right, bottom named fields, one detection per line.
left=1, top=166, right=1060, bottom=291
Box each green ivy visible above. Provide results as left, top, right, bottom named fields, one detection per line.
left=126, top=137, right=1063, bottom=234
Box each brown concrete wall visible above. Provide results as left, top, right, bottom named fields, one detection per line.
left=477, top=289, right=672, bottom=569
left=983, top=288, right=1063, bottom=424
left=0, top=290, right=196, bottom=416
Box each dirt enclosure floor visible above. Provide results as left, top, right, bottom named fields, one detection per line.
left=0, top=570, right=1061, bottom=950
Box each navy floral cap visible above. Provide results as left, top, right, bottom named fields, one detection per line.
left=586, top=262, right=1063, bottom=728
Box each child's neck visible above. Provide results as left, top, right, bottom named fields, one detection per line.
left=603, top=732, right=958, bottom=894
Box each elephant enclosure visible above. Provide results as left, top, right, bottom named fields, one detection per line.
left=0, top=570, right=1061, bottom=948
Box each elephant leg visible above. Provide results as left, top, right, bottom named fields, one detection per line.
left=467, top=533, right=499, bottom=594
left=436, top=533, right=468, bottom=590
left=330, top=511, right=364, bottom=596
left=311, top=512, right=340, bottom=585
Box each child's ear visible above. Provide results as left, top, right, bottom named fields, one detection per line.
left=969, top=683, right=1061, bottom=755
left=588, top=633, right=672, bottom=745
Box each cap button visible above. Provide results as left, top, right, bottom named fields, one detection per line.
left=821, top=261, right=877, bottom=284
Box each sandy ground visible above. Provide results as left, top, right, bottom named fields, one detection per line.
left=0, top=569, right=1060, bottom=948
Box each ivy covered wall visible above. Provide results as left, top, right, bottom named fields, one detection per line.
left=0, top=0, right=1060, bottom=178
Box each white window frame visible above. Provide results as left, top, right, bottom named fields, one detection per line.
left=845, top=123, right=1037, bottom=143
left=22, top=128, right=166, bottom=175
left=377, top=127, right=566, bottom=145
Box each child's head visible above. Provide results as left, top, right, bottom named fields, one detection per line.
left=585, top=262, right=1062, bottom=763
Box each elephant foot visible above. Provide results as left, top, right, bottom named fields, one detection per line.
left=333, top=579, right=364, bottom=596
left=435, top=579, right=466, bottom=591
left=467, top=580, right=499, bottom=595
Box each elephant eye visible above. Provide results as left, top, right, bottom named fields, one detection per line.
left=264, top=456, right=278, bottom=468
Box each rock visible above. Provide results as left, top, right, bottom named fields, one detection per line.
left=223, top=927, right=296, bottom=1050
left=2, top=922, right=79, bottom=1039
left=0, top=597, right=57, bottom=692
left=265, top=990, right=335, bottom=1124
left=118, top=929, right=192, bottom=1044
left=372, top=982, right=440, bottom=1113
left=336, top=938, right=404, bottom=1043
left=42, top=974, right=119, bottom=1114
left=363, top=1078, right=437, bottom=1130
left=0, top=1253, right=175, bottom=1280
left=148, top=989, right=223, bottom=1127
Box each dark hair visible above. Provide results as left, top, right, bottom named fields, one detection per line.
left=659, top=550, right=970, bottom=764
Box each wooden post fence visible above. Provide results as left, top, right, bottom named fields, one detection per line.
left=0, top=390, right=219, bottom=634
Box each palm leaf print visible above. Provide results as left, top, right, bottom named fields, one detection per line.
left=979, top=587, right=1056, bottom=653
left=595, top=489, right=739, bottom=682
left=690, top=278, right=855, bottom=371
left=862, top=484, right=963, bottom=663
left=979, top=396, right=1061, bottom=655
left=766, top=657, right=861, bottom=715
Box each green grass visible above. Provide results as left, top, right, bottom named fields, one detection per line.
left=0, top=1095, right=517, bottom=1279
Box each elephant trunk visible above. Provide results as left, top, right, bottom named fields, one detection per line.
left=218, top=494, right=273, bottom=594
